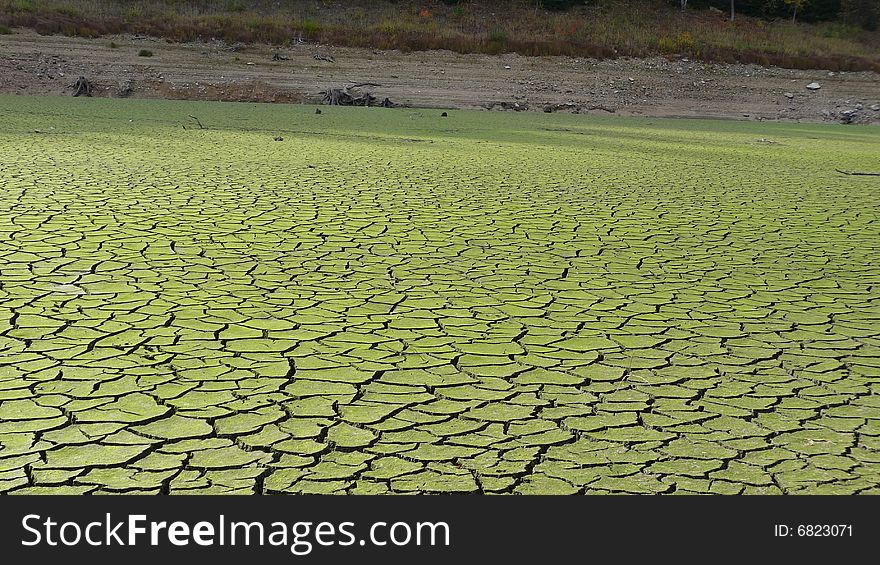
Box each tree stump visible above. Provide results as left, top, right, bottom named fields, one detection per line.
left=72, top=76, right=93, bottom=97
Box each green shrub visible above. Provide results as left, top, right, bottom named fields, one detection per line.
left=541, top=0, right=584, bottom=11
left=11, top=0, right=35, bottom=13
left=0, top=25, right=11, bottom=34
left=301, top=18, right=321, bottom=38
left=224, top=0, right=247, bottom=12
left=125, top=7, right=142, bottom=21
left=488, top=27, right=507, bottom=42
left=676, top=31, right=696, bottom=51
left=109, top=41, right=118, bottom=48
left=138, top=49, right=153, bottom=57
left=378, top=19, right=396, bottom=35
left=54, top=3, right=81, bottom=17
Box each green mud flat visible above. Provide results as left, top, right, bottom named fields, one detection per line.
left=0, top=95, right=879, bottom=494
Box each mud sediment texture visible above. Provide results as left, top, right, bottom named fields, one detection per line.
left=1, top=96, right=879, bottom=494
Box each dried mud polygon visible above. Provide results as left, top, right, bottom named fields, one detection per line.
left=0, top=96, right=878, bottom=494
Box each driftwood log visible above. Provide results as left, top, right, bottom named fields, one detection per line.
left=322, top=87, right=372, bottom=106
left=321, top=84, right=393, bottom=107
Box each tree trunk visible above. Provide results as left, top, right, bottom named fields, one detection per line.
left=792, top=5, right=798, bottom=22
left=730, top=0, right=735, bottom=21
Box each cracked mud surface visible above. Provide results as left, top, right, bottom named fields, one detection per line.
left=1, top=95, right=879, bottom=495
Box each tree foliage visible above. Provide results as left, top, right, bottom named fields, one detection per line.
left=680, top=0, right=879, bottom=27
left=469, top=0, right=877, bottom=30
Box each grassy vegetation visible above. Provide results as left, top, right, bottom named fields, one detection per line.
left=0, top=0, right=877, bottom=71
left=1, top=95, right=878, bottom=494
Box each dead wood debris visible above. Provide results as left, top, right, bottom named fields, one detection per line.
left=509, top=101, right=617, bottom=114
left=187, top=115, right=205, bottom=129
left=584, top=104, right=617, bottom=113
left=836, top=169, right=880, bottom=176
left=321, top=84, right=394, bottom=107
left=116, top=80, right=133, bottom=98
left=70, top=76, right=93, bottom=97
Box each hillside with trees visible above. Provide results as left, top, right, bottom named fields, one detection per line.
left=1, top=0, right=878, bottom=70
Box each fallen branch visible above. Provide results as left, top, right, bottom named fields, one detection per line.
left=188, top=115, right=205, bottom=129
left=586, top=104, right=616, bottom=113
left=836, top=169, right=880, bottom=176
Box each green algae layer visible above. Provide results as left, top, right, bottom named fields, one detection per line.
left=1, top=95, right=879, bottom=495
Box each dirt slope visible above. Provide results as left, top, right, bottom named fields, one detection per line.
left=1, top=30, right=878, bottom=123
